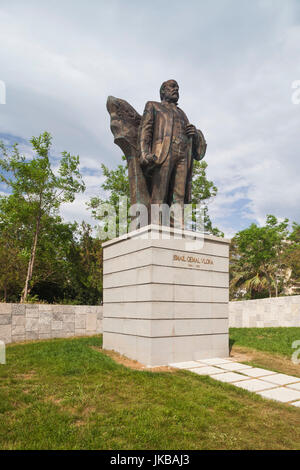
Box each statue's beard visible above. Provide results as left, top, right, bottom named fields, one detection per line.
left=164, top=94, right=178, bottom=104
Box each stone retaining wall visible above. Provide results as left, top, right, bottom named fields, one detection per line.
left=229, top=295, right=300, bottom=327
left=0, top=303, right=103, bottom=344
left=1, top=296, right=300, bottom=344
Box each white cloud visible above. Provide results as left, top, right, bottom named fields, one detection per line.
left=0, top=0, right=300, bottom=235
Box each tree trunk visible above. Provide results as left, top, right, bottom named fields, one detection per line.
left=21, top=214, right=41, bottom=303
left=263, top=268, right=273, bottom=298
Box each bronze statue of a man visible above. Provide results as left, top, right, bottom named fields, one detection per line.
left=139, top=79, right=206, bottom=210
left=106, top=80, right=206, bottom=228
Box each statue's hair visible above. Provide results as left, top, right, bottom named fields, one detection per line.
left=160, top=81, right=168, bottom=100
left=160, top=80, right=178, bottom=101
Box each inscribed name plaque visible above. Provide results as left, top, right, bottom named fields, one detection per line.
left=102, top=224, right=230, bottom=366
left=173, top=253, right=214, bottom=268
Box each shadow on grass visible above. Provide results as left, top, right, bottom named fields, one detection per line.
left=229, top=338, right=235, bottom=354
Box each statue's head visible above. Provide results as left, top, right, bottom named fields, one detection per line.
left=160, top=79, right=179, bottom=103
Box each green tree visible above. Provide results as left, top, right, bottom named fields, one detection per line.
left=282, top=222, right=300, bottom=294
left=0, top=224, right=25, bottom=302
left=62, top=222, right=103, bottom=305
left=230, top=236, right=270, bottom=300
left=27, top=216, right=78, bottom=302
left=88, top=158, right=129, bottom=238
left=0, top=192, right=84, bottom=303
left=191, top=160, right=224, bottom=236
left=230, top=215, right=290, bottom=299
left=26, top=221, right=103, bottom=305
left=0, top=132, right=85, bottom=302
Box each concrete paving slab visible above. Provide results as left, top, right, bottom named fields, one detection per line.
left=287, top=382, right=300, bottom=391
left=216, top=362, right=253, bottom=372
left=242, top=367, right=277, bottom=378
left=189, top=366, right=225, bottom=375
left=197, top=358, right=233, bottom=365
left=209, top=372, right=249, bottom=383
left=258, top=387, right=300, bottom=403
left=169, top=357, right=300, bottom=407
left=234, top=379, right=278, bottom=392
left=262, top=374, right=300, bottom=386
left=169, top=361, right=206, bottom=369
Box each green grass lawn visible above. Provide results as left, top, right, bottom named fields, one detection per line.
left=0, top=334, right=300, bottom=450
left=230, top=327, right=300, bottom=357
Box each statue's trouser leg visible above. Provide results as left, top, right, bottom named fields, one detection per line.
left=170, top=156, right=188, bottom=229
left=150, top=157, right=173, bottom=226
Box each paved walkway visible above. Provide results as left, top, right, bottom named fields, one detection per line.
left=169, top=358, right=300, bottom=407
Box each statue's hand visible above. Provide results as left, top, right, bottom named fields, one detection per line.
left=185, top=124, right=196, bottom=137
left=141, top=153, right=157, bottom=167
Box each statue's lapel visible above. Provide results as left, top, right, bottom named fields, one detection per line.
left=155, top=102, right=173, bottom=164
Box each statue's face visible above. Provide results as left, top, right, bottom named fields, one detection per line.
left=163, top=80, right=179, bottom=103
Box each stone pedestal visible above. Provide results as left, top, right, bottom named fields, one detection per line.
left=102, top=225, right=230, bottom=366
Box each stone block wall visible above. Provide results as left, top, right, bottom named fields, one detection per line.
left=229, top=295, right=300, bottom=327
left=2, top=295, right=299, bottom=345
left=0, top=304, right=103, bottom=344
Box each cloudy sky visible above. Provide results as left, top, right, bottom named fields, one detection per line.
left=0, top=0, right=299, bottom=237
